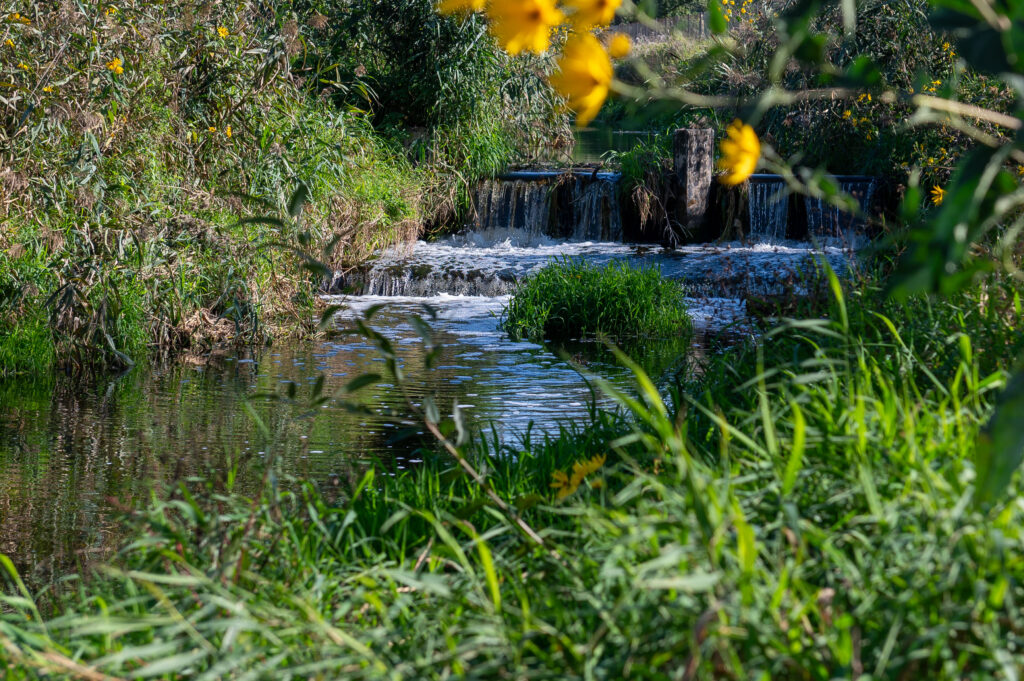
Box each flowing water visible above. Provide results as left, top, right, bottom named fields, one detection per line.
left=805, top=177, right=878, bottom=243
left=748, top=175, right=789, bottom=242
left=0, top=169, right=856, bottom=577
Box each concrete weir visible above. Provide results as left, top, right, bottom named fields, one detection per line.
left=327, top=127, right=872, bottom=302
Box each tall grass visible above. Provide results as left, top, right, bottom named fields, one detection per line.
left=0, top=0, right=555, bottom=375
left=500, top=258, right=692, bottom=343
left=4, top=273, right=1021, bottom=678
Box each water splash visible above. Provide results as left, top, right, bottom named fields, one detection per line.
left=805, top=177, right=878, bottom=243
left=748, top=176, right=789, bottom=242
left=337, top=241, right=850, bottom=299
left=467, top=171, right=623, bottom=246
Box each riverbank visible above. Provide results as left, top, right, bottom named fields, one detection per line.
left=0, top=0, right=564, bottom=378
left=3, top=271, right=1024, bottom=678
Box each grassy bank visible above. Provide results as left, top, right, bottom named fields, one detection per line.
left=3, top=270, right=1024, bottom=678
left=0, top=0, right=563, bottom=377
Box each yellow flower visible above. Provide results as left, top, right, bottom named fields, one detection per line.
left=217, top=26, right=229, bottom=38
left=842, top=109, right=851, bottom=119
left=4, top=39, right=13, bottom=48
left=572, top=453, right=606, bottom=479
left=549, top=470, right=577, bottom=499
left=488, top=0, right=564, bottom=55
left=717, top=119, right=760, bottom=186
left=550, top=454, right=607, bottom=499
left=607, top=33, right=630, bottom=59
left=436, top=0, right=485, bottom=13
left=225, top=125, right=232, bottom=138
left=42, top=85, right=53, bottom=92
left=549, top=32, right=612, bottom=127
left=106, top=57, right=124, bottom=74
left=208, top=126, right=217, bottom=133
left=16, top=62, right=27, bottom=70
left=1017, top=165, right=1024, bottom=177
left=930, top=185, right=945, bottom=205
left=105, top=6, right=117, bottom=16
left=563, top=0, right=620, bottom=29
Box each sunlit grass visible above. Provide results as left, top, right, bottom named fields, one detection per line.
left=500, top=258, right=692, bottom=343
left=3, top=275, right=1023, bottom=679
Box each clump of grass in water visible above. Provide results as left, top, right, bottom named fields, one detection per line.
left=500, top=258, right=691, bottom=344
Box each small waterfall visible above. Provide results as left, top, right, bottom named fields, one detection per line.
left=805, top=177, right=878, bottom=241
left=470, top=178, right=552, bottom=242
left=329, top=242, right=851, bottom=299
left=569, top=175, right=623, bottom=241
left=466, top=170, right=623, bottom=245
left=348, top=263, right=518, bottom=297
left=747, top=176, right=788, bottom=242
left=324, top=169, right=860, bottom=301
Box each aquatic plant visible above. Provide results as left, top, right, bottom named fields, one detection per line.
left=499, top=258, right=692, bottom=343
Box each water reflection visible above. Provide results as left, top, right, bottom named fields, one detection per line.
left=0, top=295, right=743, bottom=578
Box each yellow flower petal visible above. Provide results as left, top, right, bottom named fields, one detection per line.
left=488, top=0, right=564, bottom=55
left=607, top=33, right=630, bottom=59
left=549, top=33, right=612, bottom=127
left=717, top=119, right=760, bottom=186
left=563, top=0, right=620, bottom=29
left=437, top=0, right=485, bottom=13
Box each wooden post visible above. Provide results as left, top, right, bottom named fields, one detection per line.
left=672, top=128, right=714, bottom=235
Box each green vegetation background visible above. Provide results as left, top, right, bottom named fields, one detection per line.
left=4, top=0, right=1024, bottom=679
left=0, top=0, right=568, bottom=377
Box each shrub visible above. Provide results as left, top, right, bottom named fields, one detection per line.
left=500, top=259, right=692, bottom=343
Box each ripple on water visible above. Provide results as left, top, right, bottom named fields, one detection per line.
left=2, top=272, right=755, bottom=575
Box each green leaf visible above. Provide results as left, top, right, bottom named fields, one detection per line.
left=839, top=56, right=883, bottom=87
left=476, top=536, right=501, bottom=611
left=317, top=304, right=342, bottom=330
left=342, top=373, right=380, bottom=394
left=423, top=395, right=440, bottom=424
left=235, top=216, right=286, bottom=229
left=287, top=181, right=310, bottom=219
left=974, top=368, right=1024, bottom=507
left=707, top=0, right=726, bottom=35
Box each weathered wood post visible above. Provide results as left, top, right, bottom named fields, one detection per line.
left=672, top=128, right=714, bottom=238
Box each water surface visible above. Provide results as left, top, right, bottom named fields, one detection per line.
left=0, top=294, right=744, bottom=578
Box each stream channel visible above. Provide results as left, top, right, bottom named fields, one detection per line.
left=0, top=171, right=854, bottom=577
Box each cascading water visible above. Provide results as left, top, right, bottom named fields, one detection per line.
left=328, top=166, right=861, bottom=305
left=566, top=174, right=624, bottom=242
left=471, top=177, right=552, bottom=242
left=805, top=177, right=878, bottom=242
left=747, top=175, right=789, bottom=242
left=467, top=170, right=623, bottom=244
